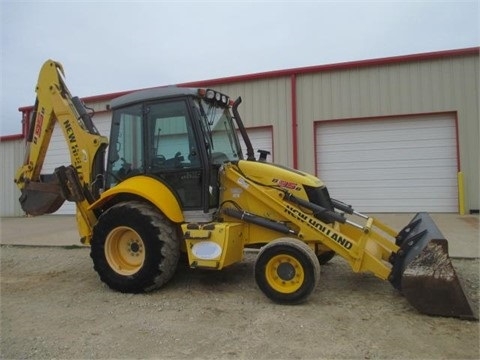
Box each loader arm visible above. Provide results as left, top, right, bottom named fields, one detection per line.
left=220, top=162, right=398, bottom=280
left=14, top=60, right=108, bottom=240
left=220, top=161, right=477, bottom=320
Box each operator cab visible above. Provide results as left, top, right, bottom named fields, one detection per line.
left=106, top=87, right=244, bottom=218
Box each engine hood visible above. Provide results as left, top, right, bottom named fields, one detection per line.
left=236, top=160, right=325, bottom=190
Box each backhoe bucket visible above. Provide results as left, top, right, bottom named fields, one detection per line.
left=389, top=212, right=477, bottom=320
left=19, top=175, right=65, bottom=216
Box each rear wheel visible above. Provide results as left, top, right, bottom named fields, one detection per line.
left=254, top=238, right=320, bottom=304
left=90, top=201, right=180, bottom=293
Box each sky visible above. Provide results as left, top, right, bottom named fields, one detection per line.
left=1, top=0, right=478, bottom=136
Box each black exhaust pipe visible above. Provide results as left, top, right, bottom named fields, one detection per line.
left=232, top=97, right=256, bottom=161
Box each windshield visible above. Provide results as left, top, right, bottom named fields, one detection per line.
left=194, top=98, right=243, bottom=164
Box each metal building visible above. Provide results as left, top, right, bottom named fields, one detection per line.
left=1, top=47, right=478, bottom=216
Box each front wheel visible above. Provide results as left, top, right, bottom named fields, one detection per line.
left=317, top=250, right=335, bottom=265
left=254, top=238, right=320, bottom=304
left=90, top=201, right=180, bottom=293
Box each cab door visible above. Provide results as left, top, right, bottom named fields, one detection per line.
left=145, top=99, right=207, bottom=210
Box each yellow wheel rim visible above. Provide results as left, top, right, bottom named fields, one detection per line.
left=265, top=254, right=304, bottom=294
left=105, top=226, right=145, bottom=276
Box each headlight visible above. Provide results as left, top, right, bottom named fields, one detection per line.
left=206, top=89, right=215, bottom=100
left=200, top=88, right=231, bottom=107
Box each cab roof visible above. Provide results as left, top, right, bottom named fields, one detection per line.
left=109, top=86, right=199, bottom=109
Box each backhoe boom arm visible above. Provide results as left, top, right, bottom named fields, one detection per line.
left=14, top=60, right=108, bottom=239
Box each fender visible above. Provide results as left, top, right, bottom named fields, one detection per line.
left=89, top=175, right=184, bottom=223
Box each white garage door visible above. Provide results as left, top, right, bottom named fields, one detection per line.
left=315, top=114, right=458, bottom=213
left=43, top=114, right=111, bottom=215
left=239, top=126, right=273, bottom=162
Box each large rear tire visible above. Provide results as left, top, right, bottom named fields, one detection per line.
left=254, top=238, right=320, bottom=304
left=90, top=201, right=180, bottom=293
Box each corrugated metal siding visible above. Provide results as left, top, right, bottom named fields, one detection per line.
left=297, top=55, right=479, bottom=211
left=1, top=138, right=25, bottom=216
left=203, top=78, right=293, bottom=167
left=298, top=56, right=479, bottom=126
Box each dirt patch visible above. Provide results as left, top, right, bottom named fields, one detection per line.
left=1, top=246, right=479, bottom=359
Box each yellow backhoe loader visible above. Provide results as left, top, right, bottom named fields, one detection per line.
left=14, top=60, right=477, bottom=320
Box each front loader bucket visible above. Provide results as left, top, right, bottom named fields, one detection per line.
left=389, top=212, right=477, bottom=320
left=19, top=176, right=65, bottom=216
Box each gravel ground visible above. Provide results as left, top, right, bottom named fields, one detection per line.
left=1, top=245, right=479, bottom=360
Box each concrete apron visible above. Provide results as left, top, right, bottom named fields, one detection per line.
left=0, top=213, right=478, bottom=258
